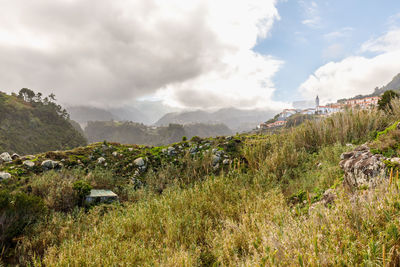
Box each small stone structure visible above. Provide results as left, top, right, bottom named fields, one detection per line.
left=85, top=189, right=118, bottom=204
left=339, top=144, right=386, bottom=190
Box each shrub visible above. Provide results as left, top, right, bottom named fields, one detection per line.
left=0, top=190, right=46, bottom=249
left=73, top=180, right=92, bottom=205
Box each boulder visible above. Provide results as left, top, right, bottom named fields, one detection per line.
left=128, top=148, right=134, bottom=152
left=320, top=189, right=336, bottom=206
left=339, top=145, right=386, bottom=190
left=112, top=152, right=118, bottom=157
left=11, top=153, right=20, bottom=160
left=41, top=159, right=60, bottom=170
left=0, top=172, right=11, bottom=181
left=97, top=157, right=106, bottom=164
left=23, top=160, right=35, bottom=168
left=222, top=159, right=231, bottom=165
left=0, top=152, right=12, bottom=163
left=167, top=146, right=176, bottom=156
left=134, top=157, right=145, bottom=167
left=212, top=155, right=221, bottom=166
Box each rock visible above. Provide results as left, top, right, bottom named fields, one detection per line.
left=41, top=160, right=60, bottom=170
left=226, top=136, right=233, bottom=141
left=339, top=145, right=386, bottom=190
left=391, top=158, right=400, bottom=165
left=112, top=152, right=118, bottom=157
left=321, top=189, right=336, bottom=206
left=128, top=148, right=134, bottom=152
left=212, top=155, right=221, bottom=166
left=189, top=146, right=198, bottom=154
left=0, top=152, right=12, bottom=163
left=212, top=148, right=218, bottom=154
left=0, top=172, right=11, bottom=181
left=97, top=157, right=106, bottom=164
left=134, top=157, right=145, bottom=167
left=167, top=146, right=176, bottom=156
left=213, top=163, right=220, bottom=170
left=23, top=160, right=35, bottom=168
left=11, top=153, right=20, bottom=160
left=222, top=159, right=231, bottom=165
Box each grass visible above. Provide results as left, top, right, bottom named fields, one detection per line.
left=4, top=100, right=400, bottom=265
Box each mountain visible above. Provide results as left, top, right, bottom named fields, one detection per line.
left=84, top=121, right=232, bottom=145
left=373, top=73, right=400, bottom=95
left=0, top=90, right=87, bottom=154
left=155, top=107, right=275, bottom=132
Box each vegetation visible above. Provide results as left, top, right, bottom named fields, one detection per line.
left=1, top=99, right=400, bottom=265
left=0, top=89, right=87, bottom=154
left=84, top=121, right=232, bottom=146
left=378, top=90, right=400, bottom=111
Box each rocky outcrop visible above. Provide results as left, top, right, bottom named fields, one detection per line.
left=0, top=152, right=12, bottom=163
left=41, top=159, right=61, bottom=170
left=339, top=144, right=386, bottom=190
left=0, top=172, right=11, bottom=181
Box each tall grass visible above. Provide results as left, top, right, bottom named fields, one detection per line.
left=13, top=103, right=400, bottom=265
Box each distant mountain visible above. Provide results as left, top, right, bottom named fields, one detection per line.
left=84, top=121, right=232, bottom=146
left=0, top=90, right=86, bottom=154
left=338, top=73, right=400, bottom=102
left=373, top=73, right=400, bottom=95
left=155, top=107, right=275, bottom=132
left=67, top=101, right=179, bottom=126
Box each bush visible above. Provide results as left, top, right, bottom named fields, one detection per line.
left=0, top=190, right=46, bottom=249
left=73, top=180, right=92, bottom=205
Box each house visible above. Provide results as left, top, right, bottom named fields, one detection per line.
left=85, top=189, right=118, bottom=204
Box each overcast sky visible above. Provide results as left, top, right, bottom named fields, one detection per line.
left=0, top=0, right=400, bottom=110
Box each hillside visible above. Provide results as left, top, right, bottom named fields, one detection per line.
left=2, top=99, right=400, bottom=265
left=84, top=121, right=233, bottom=145
left=0, top=90, right=87, bottom=155
left=155, top=107, right=276, bottom=132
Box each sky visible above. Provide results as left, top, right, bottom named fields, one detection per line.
left=0, top=0, right=400, bottom=111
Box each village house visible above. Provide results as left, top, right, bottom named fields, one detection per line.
left=85, top=189, right=118, bottom=204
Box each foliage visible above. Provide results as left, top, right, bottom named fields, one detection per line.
left=378, top=90, right=399, bottom=111
left=0, top=190, right=46, bottom=251
left=0, top=90, right=87, bottom=154
left=3, top=100, right=400, bottom=265
left=73, top=180, right=92, bottom=204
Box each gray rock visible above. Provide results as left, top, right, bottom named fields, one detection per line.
left=0, top=172, right=11, bottom=180
left=0, top=152, right=12, bottom=163
left=167, top=146, right=176, bottom=156
left=189, top=146, right=198, bottom=154
left=134, top=157, right=145, bottom=167
left=321, top=189, right=336, bottom=206
left=11, top=153, right=20, bottom=160
left=128, top=148, right=134, bottom=152
left=97, top=157, right=106, bottom=164
left=41, top=160, right=60, bottom=170
left=23, top=160, right=35, bottom=168
left=112, top=152, right=118, bottom=157
left=391, top=157, right=400, bottom=165
left=212, top=155, right=221, bottom=166
left=339, top=145, right=386, bottom=190
left=222, top=159, right=231, bottom=165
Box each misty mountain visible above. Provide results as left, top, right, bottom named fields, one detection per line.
left=84, top=121, right=232, bottom=146
left=155, top=107, right=276, bottom=132
left=67, top=101, right=180, bottom=126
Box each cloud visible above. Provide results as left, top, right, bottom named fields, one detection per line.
left=322, top=43, right=345, bottom=60
left=323, top=27, right=354, bottom=41
left=0, top=0, right=283, bottom=110
left=300, top=29, right=400, bottom=103
left=300, top=1, right=321, bottom=28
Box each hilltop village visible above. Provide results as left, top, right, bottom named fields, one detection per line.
left=258, top=95, right=381, bottom=129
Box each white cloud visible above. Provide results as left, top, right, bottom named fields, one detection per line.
left=361, top=28, right=400, bottom=53
left=0, top=0, right=284, bottom=110
left=300, top=1, right=321, bottom=28
left=323, top=27, right=354, bottom=41
left=322, top=43, right=345, bottom=60
left=300, top=29, right=400, bottom=103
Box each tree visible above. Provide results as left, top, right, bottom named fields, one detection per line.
left=18, top=88, right=35, bottom=102
left=378, top=90, right=399, bottom=111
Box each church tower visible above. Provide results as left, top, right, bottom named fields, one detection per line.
left=316, top=95, right=320, bottom=113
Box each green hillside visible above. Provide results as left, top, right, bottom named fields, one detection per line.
left=0, top=89, right=87, bottom=154
left=84, top=121, right=233, bottom=145
left=3, top=97, right=400, bottom=265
